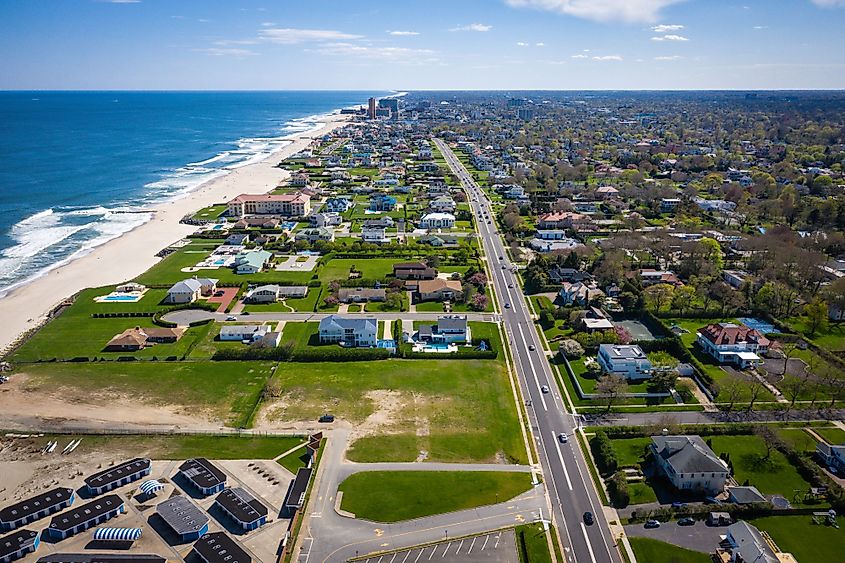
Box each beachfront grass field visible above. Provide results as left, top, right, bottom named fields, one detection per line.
left=10, top=286, right=210, bottom=362
left=266, top=358, right=526, bottom=464
left=19, top=361, right=275, bottom=427
left=337, top=471, right=532, bottom=522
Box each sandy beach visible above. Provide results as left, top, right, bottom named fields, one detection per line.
left=0, top=112, right=350, bottom=354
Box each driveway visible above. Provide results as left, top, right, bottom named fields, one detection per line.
left=206, top=287, right=238, bottom=313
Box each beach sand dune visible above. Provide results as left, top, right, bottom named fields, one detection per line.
left=0, top=113, right=350, bottom=355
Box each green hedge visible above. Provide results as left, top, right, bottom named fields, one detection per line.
left=590, top=430, right=618, bottom=475
left=289, top=347, right=391, bottom=362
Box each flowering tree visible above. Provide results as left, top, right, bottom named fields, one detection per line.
left=614, top=325, right=633, bottom=344
left=470, top=293, right=489, bottom=311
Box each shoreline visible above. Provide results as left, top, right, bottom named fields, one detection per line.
left=0, top=111, right=351, bottom=354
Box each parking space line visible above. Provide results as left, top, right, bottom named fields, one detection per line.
left=401, top=550, right=410, bottom=563
left=456, top=539, right=464, bottom=554
left=481, top=535, right=490, bottom=551
left=414, top=549, right=423, bottom=563
left=427, top=546, right=436, bottom=560
left=389, top=553, right=397, bottom=563
left=467, top=537, right=477, bottom=554
left=494, top=532, right=501, bottom=549
left=442, top=542, right=452, bottom=558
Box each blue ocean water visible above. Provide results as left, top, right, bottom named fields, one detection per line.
left=0, top=91, right=383, bottom=295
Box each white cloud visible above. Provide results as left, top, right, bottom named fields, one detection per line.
left=387, top=30, right=420, bottom=36
left=195, top=48, right=258, bottom=57
left=593, top=55, right=623, bottom=60
left=516, top=41, right=530, bottom=46
left=504, top=0, right=685, bottom=23
left=654, top=55, right=681, bottom=60
left=651, top=23, right=684, bottom=32
left=753, top=25, right=768, bottom=29
left=312, top=42, right=438, bottom=64
left=811, top=0, right=845, bottom=7
left=571, top=53, right=589, bottom=59
left=651, top=34, right=688, bottom=41
left=449, top=23, right=493, bottom=32
left=535, top=42, right=545, bottom=46
left=259, top=28, right=364, bottom=44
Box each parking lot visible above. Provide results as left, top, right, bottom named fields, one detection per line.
left=624, top=520, right=727, bottom=553
left=358, top=529, right=518, bottom=563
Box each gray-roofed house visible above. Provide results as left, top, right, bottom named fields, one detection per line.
left=721, top=521, right=780, bottom=563
left=1, top=488, right=75, bottom=532
left=727, top=485, right=769, bottom=505
left=165, top=278, right=218, bottom=304
left=178, top=459, right=226, bottom=496
left=243, top=285, right=307, bottom=303
left=650, top=435, right=729, bottom=494
left=337, top=288, right=386, bottom=303
left=191, top=532, right=251, bottom=563
left=0, top=529, right=40, bottom=563
left=318, top=315, right=377, bottom=347
left=213, top=488, right=268, bottom=532
left=417, top=315, right=469, bottom=344
left=218, top=325, right=271, bottom=343
left=84, top=459, right=151, bottom=496
left=156, top=496, right=208, bottom=542
left=233, top=250, right=272, bottom=275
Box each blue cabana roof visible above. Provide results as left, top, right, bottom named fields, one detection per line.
left=139, top=480, right=164, bottom=495
left=93, top=527, right=142, bottom=542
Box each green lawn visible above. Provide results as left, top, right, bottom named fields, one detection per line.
left=277, top=444, right=312, bottom=474
left=815, top=427, right=845, bottom=445
left=777, top=428, right=821, bottom=453
left=191, top=204, right=228, bottom=221
left=515, top=523, right=554, bottom=563
left=610, top=437, right=652, bottom=468
left=753, top=515, right=845, bottom=563
left=319, top=258, right=399, bottom=282
left=708, top=435, right=813, bottom=500
left=338, top=471, right=532, bottom=522
left=627, top=537, right=711, bottom=563
left=787, top=317, right=845, bottom=352
left=18, top=361, right=275, bottom=427
left=267, top=358, right=526, bottom=464
left=21, top=434, right=305, bottom=460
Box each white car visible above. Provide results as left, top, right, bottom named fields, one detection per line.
left=225, top=316, right=237, bottom=321
left=541, top=385, right=549, bottom=393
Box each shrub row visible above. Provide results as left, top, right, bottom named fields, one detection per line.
left=91, top=312, right=155, bottom=318
left=211, top=346, right=391, bottom=363
left=590, top=430, right=618, bottom=475
left=607, top=471, right=630, bottom=508
left=595, top=423, right=757, bottom=439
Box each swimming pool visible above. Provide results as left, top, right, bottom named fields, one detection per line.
left=103, top=295, right=139, bottom=301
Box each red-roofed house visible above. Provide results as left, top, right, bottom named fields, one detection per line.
left=537, top=211, right=591, bottom=230
left=696, top=323, right=770, bottom=369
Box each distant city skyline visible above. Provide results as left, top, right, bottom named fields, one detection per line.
left=2, top=0, right=845, bottom=90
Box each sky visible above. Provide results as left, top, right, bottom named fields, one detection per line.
left=1, top=0, right=845, bottom=90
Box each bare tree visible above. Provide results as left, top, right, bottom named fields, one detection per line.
left=754, top=425, right=784, bottom=461
left=596, top=374, right=629, bottom=414
left=746, top=375, right=767, bottom=412
left=721, top=373, right=746, bottom=411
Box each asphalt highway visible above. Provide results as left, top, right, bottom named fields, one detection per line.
left=434, top=139, right=621, bottom=563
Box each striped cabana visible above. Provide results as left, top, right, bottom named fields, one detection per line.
left=93, top=527, right=142, bottom=542
left=138, top=480, right=164, bottom=496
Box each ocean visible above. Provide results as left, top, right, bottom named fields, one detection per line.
left=0, top=90, right=385, bottom=296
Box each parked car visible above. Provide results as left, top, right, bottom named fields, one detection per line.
left=644, top=520, right=661, bottom=529
left=583, top=511, right=594, bottom=525
left=318, top=414, right=335, bottom=423
left=678, top=517, right=695, bottom=526
left=558, top=433, right=568, bottom=443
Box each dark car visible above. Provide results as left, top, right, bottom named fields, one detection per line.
left=318, top=414, right=335, bottom=423
left=583, top=511, right=594, bottom=525
left=678, top=517, right=696, bottom=526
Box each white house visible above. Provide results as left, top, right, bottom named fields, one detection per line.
left=243, top=285, right=308, bottom=303
left=325, top=197, right=353, bottom=213
left=233, top=250, right=272, bottom=275
left=429, top=196, right=456, bottom=213
left=318, top=315, right=378, bottom=347
left=816, top=442, right=845, bottom=473
left=361, top=225, right=389, bottom=244
left=696, top=323, right=770, bottom=369
left=165, top=278, right=218, bottom=304
left=597, top=344, right=653, bottom=380
left=295, top=227, right=334, bottom=243
left=650, top=435, right=730, bottom=494
left=219, top=324, right=271, bottom=342
left=419, top=213, right=456, bottom=230
left=312, top=212, right=342, bottom=228
left=417, top=315, right=470, bottom=343
left=503, top=185, right=526, bottom=199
